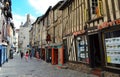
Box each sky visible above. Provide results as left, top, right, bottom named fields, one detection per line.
left=12, top=0, right=61, bottom=29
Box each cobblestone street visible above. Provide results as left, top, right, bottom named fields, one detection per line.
left=0, top=53, right=98, bottom=77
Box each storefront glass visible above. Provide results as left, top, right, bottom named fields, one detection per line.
left=76, top=36, right=89, bottom=63
left=104, top=30, right=120, bottom=68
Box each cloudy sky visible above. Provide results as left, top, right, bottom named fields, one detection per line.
left=12, top=0, right=61, bottom=29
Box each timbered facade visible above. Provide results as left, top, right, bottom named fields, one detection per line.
left=30, top=0, right=120, bottom=76
left=60, top=0, right=120, bottom=76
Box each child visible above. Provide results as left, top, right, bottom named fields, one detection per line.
left=25, top=51, right=29, bottom=62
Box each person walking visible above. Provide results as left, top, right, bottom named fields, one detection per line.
left=20, top=51, right=24, bottom=59
left=36, top=51, right=40, bottom=61
left=25, top=51, right=29, bottom=62
left=29, top=50, right=32, bottom=59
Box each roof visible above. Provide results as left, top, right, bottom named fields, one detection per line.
left=59, top=0, right=73, bottom=10
left=52, top=0, right=64, bottom=10
left=32, top=16, right=41, bottom=25
left=38, top=6, right=52, bottom=24
left=44, top=6, right=52, bottom=16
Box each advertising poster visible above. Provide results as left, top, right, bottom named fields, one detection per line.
left=105, top=37, right=120, bottom=64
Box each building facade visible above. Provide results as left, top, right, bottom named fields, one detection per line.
left=0, top=0, right=14, bottom=66
left=30, top=0, right=120, bottom=76
left=18, top=14, right=31, bottom=52
left=60, top=0, right=120, bottom=76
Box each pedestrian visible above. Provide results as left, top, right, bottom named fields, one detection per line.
left=36, top=51, right=40, bottom=61
left=20, top=51, right=24, bottom=59
left=10, top=49, right=13, bottom=59
left=29, top=50, right=32, bottom=59
left=25, top=51, right=29, bottom=62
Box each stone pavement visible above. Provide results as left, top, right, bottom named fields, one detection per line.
left=0, top=53, right=98, bottom=77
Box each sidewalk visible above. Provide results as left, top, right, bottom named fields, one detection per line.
left=0, top=54, right=98, bottom=77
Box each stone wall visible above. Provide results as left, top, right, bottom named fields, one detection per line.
left=64, top=62, right=120, bottom=77
left=64, top=62, right=91, bottom=73
left=103, top=71, right=120, bottom=77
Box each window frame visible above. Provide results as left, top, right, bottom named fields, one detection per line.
left=103, top=29, right=120, bottom=69
left=75, top=35, right=89, bottom=64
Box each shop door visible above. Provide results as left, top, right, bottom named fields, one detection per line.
left=42, top=49, right=45, bottom=60
left=48, top=49, right=52, bottom=62
left=54, top=49, right=58, bottom=64
left=63, top=39, right=68, bottom=63
left=88, top=33, right=102, bottom=68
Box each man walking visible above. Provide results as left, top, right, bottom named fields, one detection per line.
left=20, top=51, right=24, bottom=59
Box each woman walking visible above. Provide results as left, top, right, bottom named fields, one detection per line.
left=25, top=51, right=29, bottom=62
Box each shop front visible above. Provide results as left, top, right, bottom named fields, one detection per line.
left=41, top=48, right=45, bottom=60
left=74, top=34, right=89, bottom=64
left=86, top=26, right=103, bottom=76
left=0, top=44, right=7, bottom=67
left=63, top=39, right=68, bottom=63
left=50, top=43, right=64, bottom=65
left=99, top=19, right=120, bottom=74
left=86, top=19, right=120, bottom=75
left=87, top=27, right=102, bottom=68
left=45, top=46, right=52, bottom=63
left=52, top=47, right=58, bottom=65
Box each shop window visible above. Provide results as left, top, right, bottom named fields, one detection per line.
left=104, top=30, right=120, bottom=69
left=76, top=36, right=89, bottom=63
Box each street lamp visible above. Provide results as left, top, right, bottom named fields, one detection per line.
left=77, top=37, right=81, bottom=42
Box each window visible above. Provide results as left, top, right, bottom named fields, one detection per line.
left=92, top=0, right=98, bottom=14
left=76, top=36, right=89, bottom=63
left=104, top=30, right=120, bottom=69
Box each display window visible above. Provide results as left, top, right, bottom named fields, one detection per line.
left=104, top=30, right=120, bottom=69
left=76, top=35, right=89, bottom=63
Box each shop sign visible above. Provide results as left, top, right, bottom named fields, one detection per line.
left=98, top=19, right=120, bottom=29
left=73, top=30, right=85, bottom=36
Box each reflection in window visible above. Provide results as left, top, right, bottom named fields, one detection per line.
left=76, top=36, right=89, bottom=63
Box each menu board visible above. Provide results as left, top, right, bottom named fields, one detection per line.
left=105, top=37, right=120, bottom=64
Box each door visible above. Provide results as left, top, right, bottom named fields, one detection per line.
left=88, top=33, right=102, bottom=68
left=54, top=49, right=58, bottom=64
left=63, top=39, right=68, bottom=63
left=48, top=49, right=52, bottom=62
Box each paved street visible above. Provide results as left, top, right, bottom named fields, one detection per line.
left=0, top=53, right=98, bottom=77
